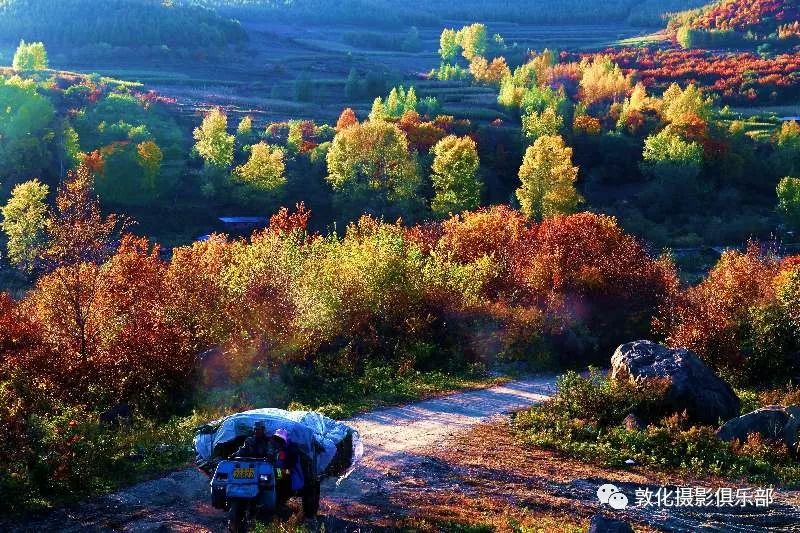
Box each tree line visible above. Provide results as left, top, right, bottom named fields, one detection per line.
left=0, top=0, right=246, bottom=49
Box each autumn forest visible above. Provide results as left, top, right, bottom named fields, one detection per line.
left=1, top=0, right=800, bottom=530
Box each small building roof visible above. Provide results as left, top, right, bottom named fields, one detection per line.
left=218, top=216, right=268, bottom=224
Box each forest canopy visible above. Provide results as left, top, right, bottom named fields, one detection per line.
left=0, top=0, right=246, bottom=50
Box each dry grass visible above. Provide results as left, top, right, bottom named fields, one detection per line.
left=321, top=419, right=725, bottom=531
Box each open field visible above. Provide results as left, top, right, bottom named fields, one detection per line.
left=730, top=105, right=800, bottom=120
left=614, top=29, right=670, bottom=47
left=27, top=21, right=657, bottom=128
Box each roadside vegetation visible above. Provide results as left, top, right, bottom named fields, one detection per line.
left=515, top=370, right=800, bottom=486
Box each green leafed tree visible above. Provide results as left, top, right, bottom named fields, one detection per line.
left=193, top=108, right=234, bottom=168
left=406, top=87, right=418, bottom=114
left=401, top=26, right=422, bottom=52
left=295, top=72, right=312, bottom=102
left=233, top=142, right=286, bottom=192
left=12, top=40, right=48, bottom=71
left=430, top=135, right=482, bottom=216
left=522, top=106, right=563, bottom=145
left=63, top=123, right=81, bottom=170
left=439, top=28, right=459, bottom=62
left=236, top=116, right=253, bottom=137
left=770, top=121, right=800, bottom=178
left=777, top=176, right=800, bottom=231
left=641, top=129, right=704, bottom=182
left=516, top=134, right=581, bottom=220
left=345, top=68, right=361, bottom=100
left=369, top=97, right=387, bottom=121
left=326, top=120, right=420, bottom=204
left=381, top=86, right=418, bottom=118
left=1, top=179, right=50, bottom=272
left=386, top=87, right=403, bottom=117
left=0, top=76, right=56, bottom=186
left=137, top=140, right=163, bottom=190
left=661, top=83, right=712, bottom=124
left=287, top=121, right=304, bottom=154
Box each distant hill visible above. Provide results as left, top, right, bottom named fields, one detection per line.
left=0, top=0, right=246, bottom=50
left=193, top=0, right=708, bottom=27
left=668, top=0, right=800, bottom=49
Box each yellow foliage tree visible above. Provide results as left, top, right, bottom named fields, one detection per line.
left=455, top=23, right=487, bottom=61
left=233, top=142, right=286, bottom=191
left=617, top=82, right=652, bottom=131
left=236, top=116, right=253, bottom=137
left=430, top=135, right=482, bottom=216
left=469, top=56, right=511, bottom=86
left=579, top=56, right=631, bottom=106
left=522, top=106, right=563, bottom=144
left=661, top=83, right=713, bottom=125
left=193, top=108, right=234, bottom=168
left=326, top=120, right=420, bottom=202
left=516, top=135, right=582, bottom=220
left=136, top=140, right=163, bottom=189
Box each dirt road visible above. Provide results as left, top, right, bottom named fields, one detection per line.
left=321, top=377, right=558, bottom=511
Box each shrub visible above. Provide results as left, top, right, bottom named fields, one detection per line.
left=525, top=213, right=677, bottom=356
left=21, top=236, right=196, bottom=414
left=515, top=371, right=800, bottom=484
left=657, top=245, right=799, bottom=384
left=437, top=206, right=531, bottom=297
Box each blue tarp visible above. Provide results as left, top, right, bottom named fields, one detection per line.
left=194, top=408, right=362, bottom=478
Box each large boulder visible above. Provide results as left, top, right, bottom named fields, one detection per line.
left=717, top=405, right=800, bottom=454
left=611, top=340, right=740, bottom=425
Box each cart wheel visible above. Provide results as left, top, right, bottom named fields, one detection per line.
left=228, top=500, right=247, bottom=533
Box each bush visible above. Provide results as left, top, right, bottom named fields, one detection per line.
left=0, top=399, right=197, bottom=514
left=515, top=371, right=800, bottom=484
left=657, top=245, right=800, bottom=384
left=526, top=213, right=678, bottom=358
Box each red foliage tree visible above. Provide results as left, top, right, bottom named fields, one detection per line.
left=27, top=237, right=196, bottom=412
left=438, top=206, right=532, bottom=297
left=684, top=0, right=798, bottom=32
left=655, top=243, right=780, bottom=374
left=335, top=108, right=359, bottom=131
left=524, top=214, right=678, bottom=351
left=268, top=202, right=311, bottom=235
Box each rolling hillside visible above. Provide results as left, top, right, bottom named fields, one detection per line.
left=669, top=0, right=800, bottom=48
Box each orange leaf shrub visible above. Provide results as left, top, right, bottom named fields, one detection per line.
left=657, top=245, right=800, bottom=382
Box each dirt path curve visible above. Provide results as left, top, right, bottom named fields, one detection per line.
left=7, top=376, right=558, bottom=533
left=321, top=377, right=558, bottom=512
left=343, top=376, right=558, bottom=460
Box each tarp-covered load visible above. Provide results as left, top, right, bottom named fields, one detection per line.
left=194, top=408, right=362, bottom=479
